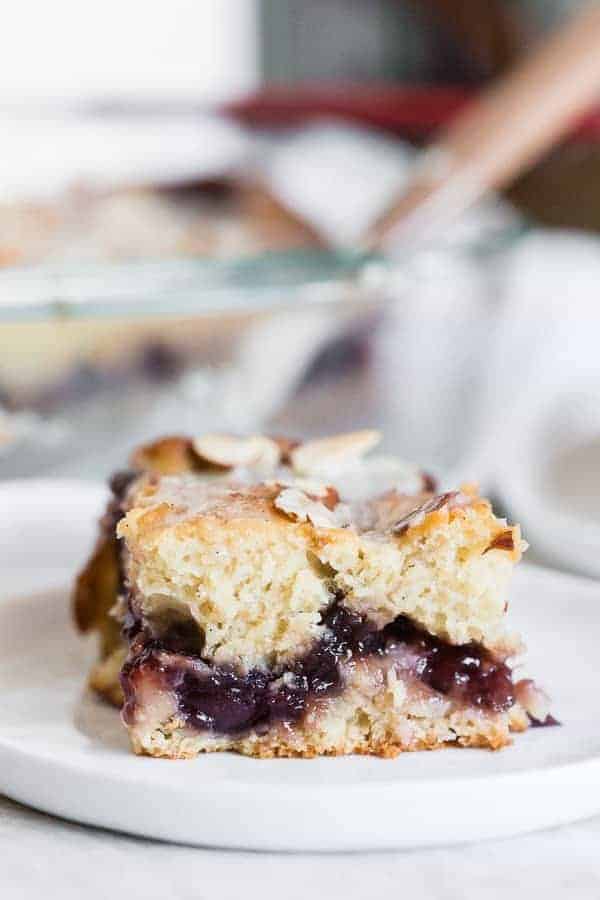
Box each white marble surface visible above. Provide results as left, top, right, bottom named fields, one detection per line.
left=2, top=793, right=600, bottom=899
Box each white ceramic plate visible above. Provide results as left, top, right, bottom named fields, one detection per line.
left=1, top=478, right=599, bottom=852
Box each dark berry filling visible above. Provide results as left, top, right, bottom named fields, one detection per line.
left=121, top=598, right=515, bottom=737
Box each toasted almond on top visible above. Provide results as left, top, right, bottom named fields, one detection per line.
left=515, top=679, right=552, bottom=724
left=268, top=476, right=339, bottom=506
left=192, top=434, right=281, bottom=470
left=274, top=487, right=340, bottom=529
left=290, top=430, right=381, bottom=476
left=392, top=492, right=458, bottom=535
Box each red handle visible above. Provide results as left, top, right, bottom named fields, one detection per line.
left=226, top=83, right=600, bottom=144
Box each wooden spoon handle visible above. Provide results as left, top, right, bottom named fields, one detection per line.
left=366, top=3, right=600, bottom=250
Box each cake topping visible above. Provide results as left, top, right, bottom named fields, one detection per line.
left=392, top=492, right=461, bottom=535
left=274, top=486, right=349, bottom=528
left=290, top=430, right=381, bottom=476
left=192, top=433, right=281, bottom=470
left=267, top=477, right=339, bottom=505
left=129, top=431, right=425, bottom=506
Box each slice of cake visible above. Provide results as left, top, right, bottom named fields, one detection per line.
left=74, top=432, right=429, bottom=707
left=74, top=431, right=551, bottom=758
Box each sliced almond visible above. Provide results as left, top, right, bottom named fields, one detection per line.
left=192, top=434, right=281, bottom=470
left=392, top=492, right=458, bottom=535
left=290, top=430, right=381, bottom=476
left=274, top=487, right=339, bottom=529
left=319, top=485, right=340, bottom=511
left=273, top=476, right=339, bottom=508
left=514, top=679, right=553, bottom=724
left=333, top=455, right=424, bottom=502
left=484, top=529, right=515, bottom=554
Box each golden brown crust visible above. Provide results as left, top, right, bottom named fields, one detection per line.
left=72, top=534, right=123, bottom=664
left=89, top=675, right=124, bottom=707
left=128, top=705, right=530, bottom=759
left=129, top=435, right=203, bottom=475
left=73, top=433, right=212, bottom=651
left=73, top=537, right=118, bottom=633
left=88, top=647, right=127, bottom=706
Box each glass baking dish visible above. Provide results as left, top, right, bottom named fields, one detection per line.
left=0, top=248, right=389, bottom=479
left=0, top=95, right=530, bottom=481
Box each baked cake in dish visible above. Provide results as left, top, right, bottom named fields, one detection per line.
left=74, top=431, right=552, bottom=758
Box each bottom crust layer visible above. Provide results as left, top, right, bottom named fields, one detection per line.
left=91, top=688, right=528, bottom=759
left=129, top=703, right=529, bottom=760
left=123, top=655, right=530, bottom=759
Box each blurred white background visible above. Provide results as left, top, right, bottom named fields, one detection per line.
left=0, top=0, right=258, bottom=105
